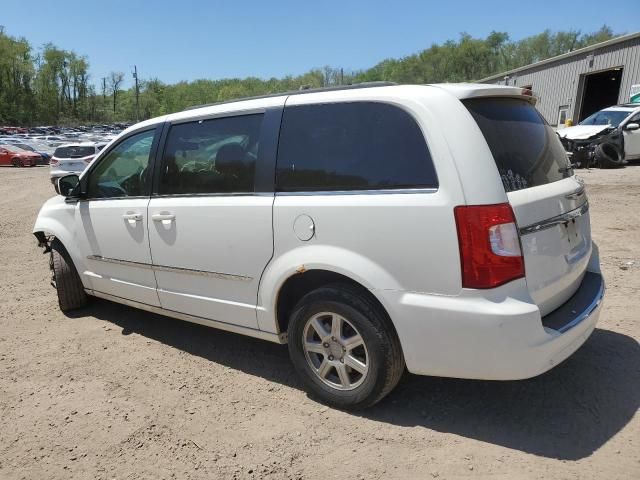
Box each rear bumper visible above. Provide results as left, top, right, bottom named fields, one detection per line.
left=380, top=271, right=604, bottom=380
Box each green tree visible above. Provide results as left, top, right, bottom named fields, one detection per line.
left=0, top=25, right=622, bottom=126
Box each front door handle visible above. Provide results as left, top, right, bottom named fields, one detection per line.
left=151, top=213, right=176, bottom=224
left=122, top=213, right=142, bottom=225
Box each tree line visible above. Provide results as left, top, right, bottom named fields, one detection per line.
left=0, top=25, right=617, bottom=126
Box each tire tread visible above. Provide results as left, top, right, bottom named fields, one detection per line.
left=51, top=239, right=88, bottom=312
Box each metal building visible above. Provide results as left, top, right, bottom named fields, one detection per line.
left=479, top=32, right=640, bottom=126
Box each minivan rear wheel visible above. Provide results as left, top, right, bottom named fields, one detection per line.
left=51, top=239, right=88, bottom=312
left=287, top=283, right=405, bottom=409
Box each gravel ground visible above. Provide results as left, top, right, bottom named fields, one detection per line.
left=0, top=165, right=638, bottom=480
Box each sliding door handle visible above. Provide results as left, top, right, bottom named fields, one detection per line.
left=151, top=213, right=176, bottom=223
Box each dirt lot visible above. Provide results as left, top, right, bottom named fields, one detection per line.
left=0, top=166, right=638, bottom=480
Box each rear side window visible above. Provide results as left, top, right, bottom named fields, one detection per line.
left=276, top=102, right=437, bottom=192
left=464, top=98, right=572, bottom=192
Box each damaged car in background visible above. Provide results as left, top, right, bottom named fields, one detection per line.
left=557, top=104, right=640, bottom=168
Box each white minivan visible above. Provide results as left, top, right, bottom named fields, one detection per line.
left=34, top=83, right=605, bottom=409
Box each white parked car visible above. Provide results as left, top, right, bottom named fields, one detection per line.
left=49, top=142, right=108, bottom=183
left=557, top=104, right=640, bottom=166
left=34, top=83, right=605, bottom=409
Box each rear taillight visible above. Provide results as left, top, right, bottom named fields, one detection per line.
left=50, top=158, right=59, bottom=166
left=454, top=203, right=524, bottom=289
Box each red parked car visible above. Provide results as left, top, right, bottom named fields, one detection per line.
left=0, top=144, right=41, bottom=167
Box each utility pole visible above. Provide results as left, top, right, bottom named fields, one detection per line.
left=102, top=77, right=107, bottom=120
left=132, top=65, right=140, bottom=122
left=340, top=68, right=344, bottom=85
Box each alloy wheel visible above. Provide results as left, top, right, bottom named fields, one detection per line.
left=302, top=311, right=369, bottom=391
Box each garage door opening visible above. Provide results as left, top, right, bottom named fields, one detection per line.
left=578, top=68, right=623, bottom=122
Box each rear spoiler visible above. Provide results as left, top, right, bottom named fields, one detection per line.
left=429, top=83, right=537, bottom=105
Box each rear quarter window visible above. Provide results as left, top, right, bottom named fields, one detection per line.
left=464, top=98, right=572, bottom=192
left=276, top=102, right=437, bottom=192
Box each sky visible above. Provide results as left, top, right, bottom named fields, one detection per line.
left=1, top=0, right=638, bottom=89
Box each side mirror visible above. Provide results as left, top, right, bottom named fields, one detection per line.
left=56, top=174, right=80, bottom=197
left=624, top=122, right=639, bottom=131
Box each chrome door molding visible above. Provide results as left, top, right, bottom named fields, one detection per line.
left=86, top=255, right=253, bottom=282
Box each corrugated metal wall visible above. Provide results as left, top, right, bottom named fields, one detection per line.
left=483, top=37, right=640, bottom=125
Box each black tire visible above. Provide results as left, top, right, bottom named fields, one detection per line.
left=51, top=239, right=88, bottom=312
left=595, top=142, right=625, bottom=169
left=11, top=158, right=20, bottom=167
left=287, top=283, right=405, bottom=409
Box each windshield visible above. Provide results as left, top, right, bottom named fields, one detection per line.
left=1, top=144, right=22, bottom=153
left=53, top=146, right=95, bottom=158
left=579, top=110, right=630, bottom=127
left=16, top=144, right=35, bottom=151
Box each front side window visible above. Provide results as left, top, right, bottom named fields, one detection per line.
left=276, top=102, right=437, bottom=192
left=158, top=114, right=263, bottom=195
left=87, top=129, right=155, bottom=198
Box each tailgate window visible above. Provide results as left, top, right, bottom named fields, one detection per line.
left=464, top=98, right=572, bottom=192
left=53, top=146, right=95, bottom=158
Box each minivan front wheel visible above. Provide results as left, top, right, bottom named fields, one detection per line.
left=51, top=239, right=88, bottom=312
left=288, top=284, right=405, bottom=409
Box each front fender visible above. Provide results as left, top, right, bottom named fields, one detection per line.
left=33, top=196, right=91, bottom=289
left=256, top=245, right=401, bottom=333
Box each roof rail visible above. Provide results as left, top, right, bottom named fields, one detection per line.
left=183, top=81, right=397, bottom=111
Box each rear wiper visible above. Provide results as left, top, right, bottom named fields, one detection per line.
left=558, top=165, right=574, bottom=174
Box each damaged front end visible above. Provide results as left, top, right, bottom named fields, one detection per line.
left=558, top=127, right=626, bottom=169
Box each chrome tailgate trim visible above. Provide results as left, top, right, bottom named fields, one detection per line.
left=519, top=202, right=589, bottom=236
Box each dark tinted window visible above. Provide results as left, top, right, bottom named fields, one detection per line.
left=464, top=98, right=572, bottom=192
left=159, top=114, right=263, bottom=195
left=54, top=145, right=95, bottom=158
left=276, top=102, right=437, bottom=192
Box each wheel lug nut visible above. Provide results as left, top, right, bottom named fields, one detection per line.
left=323, top=343, right=329, bottom=348
left=328, top=355, right=334, bottom=361
left=340, top=358, right=344, bottom=363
